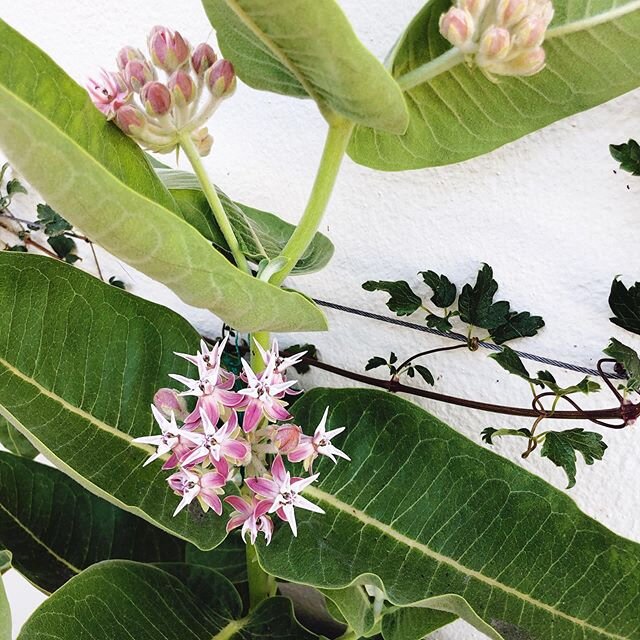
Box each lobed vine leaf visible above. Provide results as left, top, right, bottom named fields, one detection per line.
left=610, top=139, right=640, bottom=175
left=362, top=280, right=422, bottom=316
left=458, top=264, right=511, bottom=330
left=419, top=271, right=456, bottom=308
left=609, top=278, right=640, bottom=336
left=603, top=338, right=640, bottom=392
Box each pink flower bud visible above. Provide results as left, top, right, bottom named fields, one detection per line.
left=141, top=81, right=172, bottom=116
left=124, top=59, right=156, bottom=93
left=506, top=46, right=546, bottom=75
left=153, top=388, right=188, bottom=420
left=116, top=46, right=145, bottom=71
left=168, top=69, right=196, bottom=106
left=148, top=26, right=191, bottom=73
left=439, top=8, right=474, bottom=50
left=460, top=0, right=486, bottom=19
left=274, top=423, right=303, bottom=454
left=512, top=15, right=547, bottom=48
left=191, top=127, right=213, bottom=157
left=479, top=27, right=511, bottom=60
left=114, top=104, right=147, bottom=135
left=496, top=0, right=529, bottom=27
left=205, top=59, right=236, bottom=98
left=191, top=43, right=218, bottom=76
left=86, top=70, right=130, bottom=120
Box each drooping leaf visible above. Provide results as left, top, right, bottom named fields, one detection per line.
left=365, top=356, right=388, bottom=372
left=489, top=311, right=545, bottom=345
left=362, top=280, right=422, bottom=316
left=489, top=345, right=539, bottom=384
left=419, top=270, right=456, bottom=308
left=18, top=561, right=318, bottom=640
left=458, top=265, right=510, bottom=330
left=0, top=19, right=325, bottom=333
left=200, top=0, right=408, bottom=133
left=603, top=338, right=640, bottom=392
left=0, top=252, right=229, bottom=550
left=35, top=204, right=72, bottom=237
left=610, top=139, right=640, bottom=175
left=609, top=278, right=640, bottom=336
left=5, top=179, right=26, bottom=197
left=540, top=429, right=607, bottom=489
left=414, top=364, right=435, bottom=386
left=258, top=388, right=640, bottom=640
left=425, top=313, right=453, bottom=332
left=481, top=427, right=532, bottom=445
left=349, top=0, right=640, bottom=170
left=157, top=168, right=334, bottom=275
left=0, top=416, right=38, bottom=458
left=320, top=584, right=377, bottom=637
left=536, top=372, right=601, bottom=397
left=0, top=551, right=9, bottom=640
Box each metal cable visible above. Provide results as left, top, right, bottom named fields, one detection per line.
left=312, top=299, right=626, bottom=380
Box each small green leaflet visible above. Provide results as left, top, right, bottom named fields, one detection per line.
left=365, top=356, right=388, bottom=371
left=603, top=338, right=640, bottom=392
left=425, top=313, right=453, bottom=333
left=414, top=365, right=435, bottom=386
left=609, top=277, right=640, bottom=335
left=540, top=429, right=607, bottom=489
left=610, top=139, right=640, bottom=175
left=362, top=280, right=422, bottom=316
left=419, top=271, right=456, bottom=308
left=6, top=178, right=26, bottom=196
left=490, top=346, right=538, bottom=383
left=36, top=203, right=72, bottom=237
left=489, top=311, right=546, bottom=345
left=481, top=427, right=532, bottom=445
left=47, top=235, right=79, bottom=263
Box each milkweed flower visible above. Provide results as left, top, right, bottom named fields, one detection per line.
left=168, top=458, right=229, bottom=516
left=86, top=69, right=130, bottom=119
left=225, top=496, right=274, bottom=545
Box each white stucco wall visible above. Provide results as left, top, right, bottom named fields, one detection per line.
left=1, top=0, right=639, bottom=638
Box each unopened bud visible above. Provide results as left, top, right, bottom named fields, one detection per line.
left=116, top=46, right=145, bottom=71
left=439, top=8, right=474, bottom=50
left=479, top=26, right=511, bottom=60
left=512, top=15, right=547, bottom=48
left=124, top=59, right=156, bottom=93
left=191, top=43, right=217, bottom=76
left=148, top=26, right=191, bottom=73
left=275, top=424, right=303, bottom=454
left=205, top=59, right=236, bottom=98
left=191, top=127, right=213, bottom=157
left=460, top=0, right=486, bottom=19
left=496, top=0, right=529, bottom=27
left=153, top=388, right=188, bottom=420
left=168, top=69, right=196, bottom=106
left=141, top=81, right=172, bottom=116
left=505, top=46, right=546, bottom=75
left=114, top=104, right=147, bottom=135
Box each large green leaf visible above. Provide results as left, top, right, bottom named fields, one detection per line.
left=259, top=388, right=640, bottom=640
left=18, top=561, right=317, bottom=640
left=0, top=252, right=229, bottom=550
left=349, top=0, right=640, bottom=170
left=0, top=416, right=38, bottom=459
left=201, top=0, right=408, bottom=133
left=157, top=169, right=334, bottom=275
left=0, top=551, right=9, bottom=640
left=0, top=19, right=325, bottom=333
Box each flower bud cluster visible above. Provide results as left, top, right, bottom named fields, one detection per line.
left=87, top=27, right=236, bottom=156
left=135, top=337, right=350, bottom=545
left=439, top=0, right=554, bottom=78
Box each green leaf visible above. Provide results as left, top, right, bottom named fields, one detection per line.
left=536, top=373, right=601, bottom=397
left=365, top=356, right=388, bottom=372
left=259, top=388, right=640, bottom=640
left=414, top=364, right=435, bottom=386
left=425, top=313, right=453, bottom=332
left=0, top=551, right=9, bottom=640
left=5, top=178, right=26, bottom=196
left=609, top=278, right=640, bottom=336
left=481, top=427, right=532, bottom=445
left=603, top=338, right=640, bottom=392
left=0, top=252, right=229, bottom=550
left=610, top=139, right=640, bottom=175
left=540, top=429, right=607, bottom=489
left=200, top=0, right=408, bottom=133
left=490, top=311, right=545, bottom=345
left=18, top=561, right=318, bottom=640
left=157, top=168, right=334, bottom=275
left=349, top=0, right=640, bottom=170
left=35, top=203, right=72, bottom=237
left=490, top=346, right=540, bottom=386
left=419, top=270, right=456, bottom=308
left=47, top=234, right=78, bottom=263
left=184, top=535, right=247, bottom=585
left=0, top=416, right=38, bottom=458
left=380, top=606, right=454, bottom=640
left=458, top=265, right=510, bottom=330
left=0, top=19, right=325, bottom=333
left=320, top=585, right=377, bottom=637
left=362, top=280, right=422, bottom=316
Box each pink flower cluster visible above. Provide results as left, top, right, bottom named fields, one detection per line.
left=87, top=26, right=235, bottom=156
left=135, top=338, right=349, bottom=545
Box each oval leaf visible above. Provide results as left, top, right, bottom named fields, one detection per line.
left=157, top=168, right=334, bottom=275
left=259, top=388, right=640, bottom=640
left=18, top=561, right=317, bottom=640
left=349, top=0, right=640, bottom=169
left=0, top=19, right=325, bottom=333
left=0, top=252, right=230, bottom=550
left=201, top=0, right=408, bottom=133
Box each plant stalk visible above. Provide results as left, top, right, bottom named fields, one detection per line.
left=396, top=47, right=465, bottom=91
left=270, top=118, right=354, bottom=286
left=251, top=330, right=271, bottom=373
left=178, top=133, right=250, bottom=274
left=246, top=540, right=276, bottom=610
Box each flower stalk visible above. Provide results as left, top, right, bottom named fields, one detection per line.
left=245, top=521, right=277, bottom=609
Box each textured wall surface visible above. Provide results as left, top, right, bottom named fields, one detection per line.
left=1, top=0, right=639, bottom=638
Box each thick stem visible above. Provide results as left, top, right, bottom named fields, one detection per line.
left=178, top=133, right=250, bottom=273
left=270, top=119, right=354, bottom=286
left=251, top=331, right=271, bottom=374
left=246, top=541, right=276, bottom=610
left=396, top=47, right=465, bottom=91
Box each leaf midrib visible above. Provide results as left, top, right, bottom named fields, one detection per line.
left=306, top=486, right=626, bottom=640
left=546, top=0, right=640, bottom=39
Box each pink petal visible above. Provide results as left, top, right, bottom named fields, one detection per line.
left=227, top=514, right=246, bottom=532
left=266, top=401, right=291, bottom=422
left=225, top=495, right=252, bottom=515
left=246, top=477, right=278, bottom=499
left=271, top=454, right=287, bottom=485
left=287, top=439, right=315, bottom=463
left=218, top=389, right=245, bottom=407
left=242, top=400, right=262, bottom=432
left=222, top=439, right=250, bottom=461
left=199, top=491, right=223, bottom=515
left=200, top=471, right=226, bottom=490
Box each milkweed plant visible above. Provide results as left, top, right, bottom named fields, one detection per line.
left=0, top=2, right=640, bottom=640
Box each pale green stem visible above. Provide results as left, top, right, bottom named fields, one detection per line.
left=246, top=539, right=276, bottom=610
left=336, top=630, right=359, bottom=640
left=396, top=47, right=466, bottom=91
left=251, top=330, right=271, bottom=374
left=178, top=133, right=250, bottom=274
left=269, top=118, right=354, bottom=287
